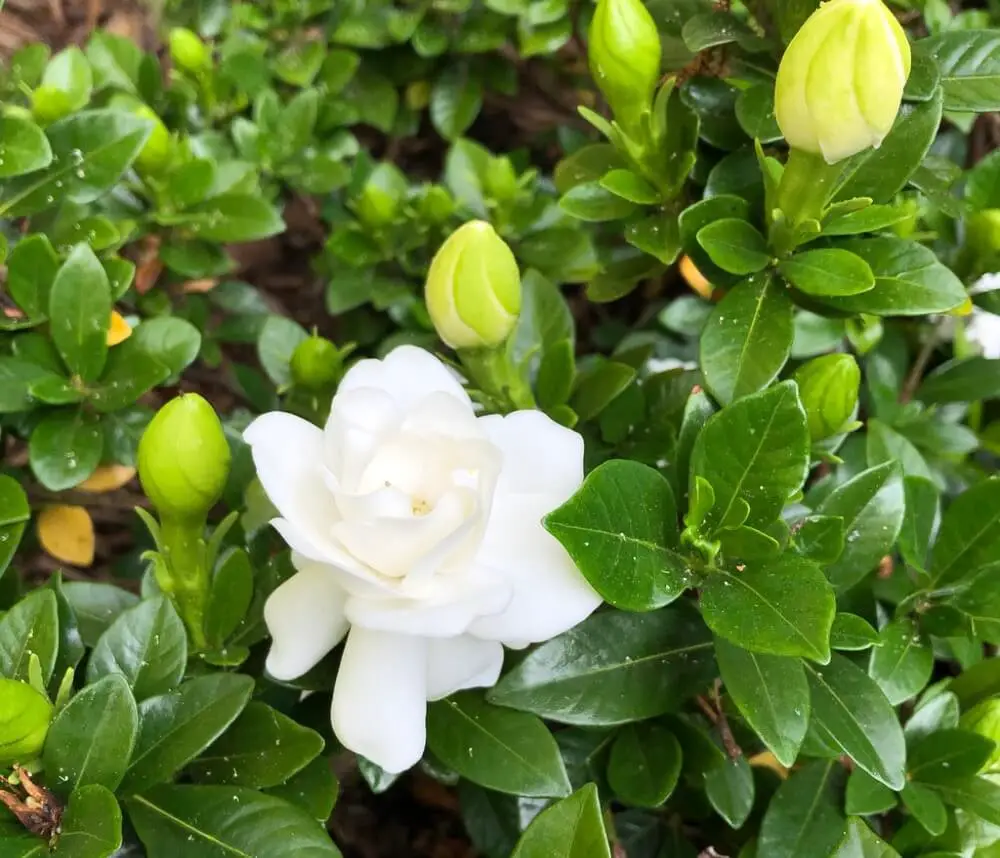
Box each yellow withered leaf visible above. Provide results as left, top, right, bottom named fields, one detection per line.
left=107, top=311, right=132, bottom=346
left=38, top=505, right=95, bottom=567
left=78, top=464, right=137, bottom=493
left=680, top=255, right=712, bottom=300
left=748, top=750, right=788, bottom=779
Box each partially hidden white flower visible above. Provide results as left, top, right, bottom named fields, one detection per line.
left=244, top=345, right=601, bottom=774
left=967, top=308, right=1000, bottom=360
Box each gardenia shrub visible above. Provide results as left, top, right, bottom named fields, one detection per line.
left=2, top=0, right=1000, bottom=856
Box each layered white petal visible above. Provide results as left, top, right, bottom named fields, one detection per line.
left=468, top=492, right=601, bottom=645
left=331, top=628, right=428, bottom=774
left=265, top=563, right=350, bottom=681
left=426, top=636, right=504, bottom=701
left=335, top=345, right=470, bottom=412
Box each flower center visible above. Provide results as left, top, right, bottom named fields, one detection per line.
left=411, top=497, right=432, bottom=517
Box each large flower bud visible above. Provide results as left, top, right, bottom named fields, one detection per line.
left=138, top=394, right=231, bottom=521
left=775, top=0, right=911, bottom=164
left=794, top=353, right=860, bottom=441
left=169, top=28, right=211, bottom=74
left=588, top=0, right=662, bottom=134
left=425, top=221, right=521, bottom=350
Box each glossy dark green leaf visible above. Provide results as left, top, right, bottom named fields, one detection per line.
left=0, top=115, right=53, bottom=178
left=831, top=817, right=900, bottom=858
left=699, top=274, right=793, bottom=405
left=758, top=761, right=846, bottom=858
left=899, top=476, right=939, bottom=571
left=702, top=555, right=834, bottom=663
left=690, top=381, right=809, bottom=534
left=923, top=30, right=1000, bottom=111
left=188, top=701, right=324, bottom=789
left=845, top=768, right=896, bottom=815
left=86, top=596, right=187, bottom=701
left=122, top=674, right=255, bottom=794
left=29, top=408, right=103, bottom=491
left=794, top=516, right=846, bottom=565
left=570, top=361, right=635, bottom=422
left=56, top=784, right=122, bottom=858
left=560, top=181, right=639, bottom=222
left=127, top=785, right=342, bottom=857
left=814, top=238, right=965, bottom=317
left=488, top=607, right=714, bottom=726
left=715, top=637, right=809, bottom=766
left=830, top=614, right=879, bottom=651
left=918, top=357, right=1000, bottom=404
left=88, top=341, right=170, bottom=413
left=48, top=244, right=111, bottom=382
left=900, top=782, right=947, bottom=836
left=705, top=755, right=754, bottom=829
left=868, top=618, right=933, bottom=706
left=0, top=589, right=58, bottom=683
left=607, top=723, right=682, bottom=808
left=735, top=84, right=781, bottom=143
left=544, top=460, right=688, bottom=611
left=0, top=476, right=29, bottom=581
left=0, top=109, right=153, bottom=216
left=263, top=756, right=339, bottom=823
left=908, top=729, right=995, bottom=784
left=600, top=169, right=659, bottom=204
left=779, top=249, right=875, bottom=297
left=625, top=211, right=682, bottom=265
left=205, top=549, right=254, bottom=648
left=930, top=478, right=1000, bottom=588
left=816, top=463, right=905, bottom=591
left=181, top=194, right=285, bottom=243
left=130, top=317, right=203, bottom=377
left=928, top=776, right=1000, bottom=826
left=805, top=655, right=906, bottom=790
left=696, top=219, right=770, bottom=275
left=509, top=784, right=610, bottom=858
left=430, top=64, right=483, bottom=140
left=821, top=204, right=910, bottom=237
left=61, top=582, right=138, bottom=647
left=43, top=674, right=137, bottom=795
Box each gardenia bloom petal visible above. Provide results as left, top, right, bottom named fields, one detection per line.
left=967, top=308, right=1000, bottom=360
left=245, top=345, right=601, bottom=773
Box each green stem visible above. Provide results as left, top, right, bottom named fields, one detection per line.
left=158, top=515, right=210, bottom=651
left=771, top=148, right=845, bottom=256
left=459, top=346, right=536, bottom=412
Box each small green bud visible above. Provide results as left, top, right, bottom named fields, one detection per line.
left=794, top=353, right=861, bottom=441
left=138, top=393, right=231, bottom=521
left=169, top=28, right=211, bottom=74
left=960, top=699, right=1000, bottom=774
left=30, top=85, right=73, bottom=125
left=0, top=678, right=53, bottom=766
left=291, top=335, right=342, bottom=389
left=134, top=105, right=173, bottom=175
left=588, top=0, right=662, bottom=134
left=966, top=210, right=1000, bottom=256
left=425, top=220, right=521, bottom=350
left=775, top=0, right=911, bottom=164
left=355, top=163, right=407, bottom=227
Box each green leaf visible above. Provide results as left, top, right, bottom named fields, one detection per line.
left=130, top=317, right=203, bottom=377
left=690, top=381, right=809, bottom=534
left=758, top=761, right=846, bottom=858
left=815, top=238, right=965, bottom=317
left=0, top=589, right=58, bottom=683
left=695, top=219, right=771, bottom=275
left=6, top=233, right=60, bottom=319
left=701, top=555, right=835, bottom=662
left=188, top=701, right=324, bottom=789
left=509, top=784, right=610, bottom=858
left=625, top=211, right=682, bottom=265
left=735, top=84, right=782, bottom=143
left=908, top=729, right=995, bottom=784
left=257, top=315, right=309, bottom=388
left=56, top=784, right=123, bottom=858
left=846, top=768, right=896, bottom=815
left=867, top=618, right=933, bottom=706
left=600, top=169, right=659, bottom=204
left=929, top=478, right=1000, bottom=588
left=0, top=115, right=53, bottom=178
left=122, top=674, right=255, bottom=795
left=263, top=757, right=339, bottom=823
left=488, top=606, right=714, bottom=726
left=570, top=361, right=635, bottom=421
left=43, top=674, right=137, bottom=795
left=87, top=596, right=187, bottom=701
left=544, top=460, right=689, bottom=612
left=715, top=638, right=809, bottom=767
left=900, top=782, right=947, bottom=836
left=61, top=582, right=138, bottom=647
left=831, top=817, right=900, bottom=858
left=834, top=93, right=943, bottom=203
left=86, top=31, right=141, bottom=92
left=928, top=776, right=1000, bottom=826
left=88, top=340, right=170, bottom=413
left=127, top=785, right=342, bottom=857
left=779, top=249, right=875, bottom=298
left=794, top=515, right=846, bottom=565
left=430, top=64, right=483, bottom=140
left=0, top=476, right=29, bottom=582
left=48, top=244, right=111, bottom=382
left=805, top=654, right=906, bottom=790
left=705, top=755, right=754, bottom=829
left=815, top=463, right=905, bottom=591
left=607, top=723, right=682, bottom=808
left=427, top=691, right=570, bottom=799
left=830, top=614, right=879, bottom=651
left=899, top=476, right=939, bottom=571
left=699, top=273, right=794, bottom=405
left=923, top=30, right=1000, bottom=111
left=918, top=358, right=1000, bottom=403
left=205, top=549, right=254, bottom=648
left=0, top=109, right=153, bottom=216
left=560, top=181, right=639, bottom=222
left=0, top=678, right=52, bottom=766
left=180, top=194, right=285, bottom=243
left=821, top=204, right=910, bottom=237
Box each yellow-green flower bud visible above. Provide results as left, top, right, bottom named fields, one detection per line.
left=0, top=678, right=53, bottom=766
left=794, top=353, right=861, bottom=441
left=775, top=0, right=911, bottom=164
left=30, top=85, right=73, bottom=126
left=291, top=335, right=342, bottom=389
left=169, top=28, right=211, bottom=75
left=588, top=0, right=661, bottom=134
left=134, top=105, right=173, bottom=175
left=425, top=221, right=521, bottom=350
left=960, top=699, right=1000, bottom=774
left=966, top=210, right=1000, bottom=257
left=138, top=393, right=231, bottom=521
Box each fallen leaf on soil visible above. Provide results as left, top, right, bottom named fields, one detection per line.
left=38, top=505, right=95, bottom=567
left=77, top=464, right=136, bottom=493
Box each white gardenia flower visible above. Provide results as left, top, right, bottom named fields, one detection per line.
left=967, top=308, right=1000, bottom=360
left=244, top=345, right=601, bottom=773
